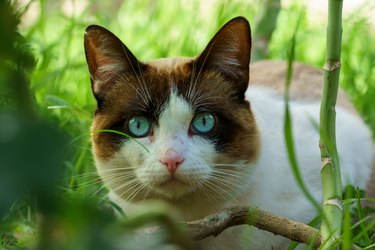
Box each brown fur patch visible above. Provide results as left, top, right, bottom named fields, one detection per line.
left=249, top=60, right=356, bottom=114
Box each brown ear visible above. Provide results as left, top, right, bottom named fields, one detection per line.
left=84, top=25, right=144, bottom=100
left=195, top=17, right=251, bottom=98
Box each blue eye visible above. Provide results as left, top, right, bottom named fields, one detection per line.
left=191, top=112, right=215, bottom=134
left=128, top=116, right=151, bottom=137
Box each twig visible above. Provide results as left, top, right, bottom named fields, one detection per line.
left=184, top=206, right=321, bottom=247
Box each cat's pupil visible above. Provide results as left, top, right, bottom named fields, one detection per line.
left=191, top=112, right=215, bottom=134
left=128, top=116, right=151, bottom=137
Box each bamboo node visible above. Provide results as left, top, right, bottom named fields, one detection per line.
left=321, top=157, right=333, bottom=170
left=323, top=198, right=343, bottom=210
left=323, top=61, right=341, bottom=71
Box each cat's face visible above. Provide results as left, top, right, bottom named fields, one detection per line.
left=84, top=17, right=259, bottom=202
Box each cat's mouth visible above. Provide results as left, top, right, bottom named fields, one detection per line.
left=153, top=176, right=195, bottom=199
left=159, top=176, right=187, bottom=187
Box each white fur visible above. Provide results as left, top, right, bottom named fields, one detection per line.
left=96, top=85, right=373, bottom=249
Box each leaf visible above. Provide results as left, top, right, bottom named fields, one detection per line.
left=45, top=95, right=69, bottom=109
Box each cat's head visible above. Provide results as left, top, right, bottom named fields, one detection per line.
left=84, top=17, right=259, bottom=203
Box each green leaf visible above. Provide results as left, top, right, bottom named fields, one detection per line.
left=46, top=95, right=69, bottom=109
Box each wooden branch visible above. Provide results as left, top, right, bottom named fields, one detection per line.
left=184, top=206, right=321, bottom=248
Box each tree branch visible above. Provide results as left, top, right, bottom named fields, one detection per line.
left=184, top=206, right=321, bottom=248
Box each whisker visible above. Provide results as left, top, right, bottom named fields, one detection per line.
left=212, top=163, right=247, bottom=168
left=126, top=182, right=147, bottom=202
left=202, top=178, right=239, bottom=205
left=114, top=179, right=140, bottom=198
left=210, top=173, right=245, bottom=188
left=71, top=177, right=103, bottom=188
left=210, top=170, right=249, bottom=182
left=142, top=185, right=152, bottom=201
left=188, top=40, right=216, bottom=107
left=209, top=173, right=247, bottom=192
left=187, top=60, right=197, bottom=101
left=193, top=181, right=218, bottom=209
left=67, top=168, right=136, bottom=185
left=190, top=41, right=214, bottom=102
left=200, top=180, right=234, bottom=205
left=136, top=60, right=152, bottom=103
left=102, top=174, right=137, bottom=186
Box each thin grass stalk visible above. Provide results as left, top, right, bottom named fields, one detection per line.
left=319, top=0, right=344, bottom=247
left=284, top=19, right=321, bottom=212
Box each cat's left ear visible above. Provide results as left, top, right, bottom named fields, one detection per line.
left=196, top=17, right=251, bottom=98
left=84, top=25, right=144, bottom=100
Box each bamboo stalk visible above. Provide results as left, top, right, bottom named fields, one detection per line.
left=319, top=0, right=344, bottom=247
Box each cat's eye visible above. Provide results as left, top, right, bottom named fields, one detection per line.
left=191, top=112, right=216, bottom=134
left=128, top=116, right=151, bottom=137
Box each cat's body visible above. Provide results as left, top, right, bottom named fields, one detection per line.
left=84, top=17, right=374, bottom=249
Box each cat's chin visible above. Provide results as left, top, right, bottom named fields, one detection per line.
left=159, top=176, right=187, bottom=186
left=152, top=177, right=198, bottom=200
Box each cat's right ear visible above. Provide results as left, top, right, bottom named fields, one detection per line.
left=84, top=25, right=144, bottom=102
left=195, top=17, right=251, bottom=99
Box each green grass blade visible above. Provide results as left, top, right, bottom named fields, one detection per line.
left=94, top=129, right=150, bottom=153
left=342, top=185, right=353, bottom=250
left=283, top=13, right=321, bottom=212
left=354, top=188, right=371, bottom=245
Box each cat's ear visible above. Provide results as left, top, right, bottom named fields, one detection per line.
left=196, top=17, right=251, bottom=98
left=84, top=25, right=144, bottom=99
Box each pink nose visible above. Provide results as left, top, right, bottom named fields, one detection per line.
left=160, top=149, right=184, bottom=174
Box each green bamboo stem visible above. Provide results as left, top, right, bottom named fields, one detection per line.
left=319, top=0, right=344, bottom=247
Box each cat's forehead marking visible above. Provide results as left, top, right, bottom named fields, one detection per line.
left=158, top=89, right=193, bottom=136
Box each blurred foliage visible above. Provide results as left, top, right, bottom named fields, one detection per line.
left=1, top=0, right=374, bottom=249
left=0, top=0, right=188, bottom=249
left=252, top=0, right=281, bottom=60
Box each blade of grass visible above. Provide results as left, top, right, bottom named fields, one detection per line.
left=354, top=188, right=371, bottom=245
left=351, top=220, right=375, bottom=243
left=94, top=129, right=149, bottom=153
left=342, top=185, right=353, bottom=250
left=69, top=139, right=90, bottom=190
left=97, top=198, right=126, bottom=218
left=283, top=11, right=321, bottom=212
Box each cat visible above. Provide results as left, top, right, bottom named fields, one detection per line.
left=84, top=17, right=374, bottom=249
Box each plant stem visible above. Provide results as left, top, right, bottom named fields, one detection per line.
left=319, top=0, right=344, bottom=247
